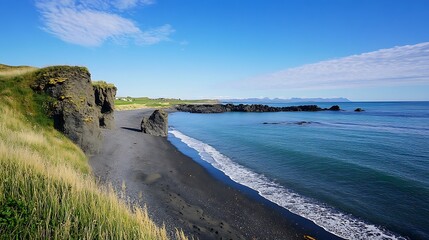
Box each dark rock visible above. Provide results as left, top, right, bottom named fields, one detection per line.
left=141, top=109, right=168, bottom=137
left=354, top=108, right=364, bottom=112
left=328, top=105, right=341, bottom=111
left=93, top=82, right=117, bottom=129
left=263, top=121, right=315, bottom=125
left=176, top=104, right=327, bottom=113
left=31, top=66, right=102, bottom=154
left=175, top=104, right=226, bottom=113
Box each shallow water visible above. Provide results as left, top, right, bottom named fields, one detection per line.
left=168, top=102, right=429, bottom=240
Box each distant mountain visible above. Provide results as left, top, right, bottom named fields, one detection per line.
left=221, top=97, right=351, bottom=103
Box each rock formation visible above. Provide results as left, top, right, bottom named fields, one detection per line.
left=31, top=66, right=116, bottom=154
left=141, top=110, right=168, bottom=137
left=176, top=104, right=341, bottom=113
left=93, top=81, right=117, bottom=129
left=354, top=108, right=364, bottom=112
left=329, top=105, right=341, bottom=111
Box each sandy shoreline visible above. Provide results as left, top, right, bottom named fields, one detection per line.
left=90, top=109, right=342, bottom=239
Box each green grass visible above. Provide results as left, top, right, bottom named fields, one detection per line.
left=92, top=80, right=117, bottom=89
left=0, top=65, right=52, bottom=127
left=0, top=64, right=186, bottom=239
left=115, top=96, right=218, bottom=110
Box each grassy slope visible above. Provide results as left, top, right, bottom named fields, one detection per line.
left=0, top=65, right=186, bottom=239
left=115, top=97, right=218, bottom=110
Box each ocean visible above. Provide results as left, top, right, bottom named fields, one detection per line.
left=167, top=102, right=429, bottom=240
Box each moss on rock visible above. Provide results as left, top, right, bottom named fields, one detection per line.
left=31, top=66, right=101, bottom=154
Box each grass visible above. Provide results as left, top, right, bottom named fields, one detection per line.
left=92, top=81, right=117, bottom=90
left=115, top=97, right=218, bottom=110
left=0, top=64, right=37, bottom=77
left=0, top=64, right=186, bottom=239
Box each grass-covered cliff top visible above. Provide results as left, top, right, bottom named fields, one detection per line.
left=0, top=64, right=185, bottom=239
left=115, top=96, right=218, bottom=110
left=92, top=80, right=117, bottom=90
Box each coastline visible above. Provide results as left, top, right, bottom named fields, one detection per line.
left=90, top=109, right=342, bottom=239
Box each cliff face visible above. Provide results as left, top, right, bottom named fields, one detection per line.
left=31, top=66, right=116, bottom=154
left=93, top=82, right=117, bottom=129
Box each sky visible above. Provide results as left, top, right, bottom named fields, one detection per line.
left=1, top=0, right=429, bottom=101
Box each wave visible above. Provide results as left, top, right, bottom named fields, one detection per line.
left=330, top=122, right=429, bottom=132
left=260, top=120, right=429, bottom=134
left=169, top=129, right=406, bottom=240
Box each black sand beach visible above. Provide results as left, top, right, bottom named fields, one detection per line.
left=90, top=109, right=342, bottom=240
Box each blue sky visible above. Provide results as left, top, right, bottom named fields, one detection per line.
left=1, top=0, right=429, bottom=101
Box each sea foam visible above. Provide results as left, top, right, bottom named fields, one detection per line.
left=169, top=129, right=405, bottom=240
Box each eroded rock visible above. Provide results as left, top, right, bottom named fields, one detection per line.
left=141, top=110, right=168, bottom=137
left=31, top=66, right=116, bottom=154
left=93, top=82, right=117, bottom=129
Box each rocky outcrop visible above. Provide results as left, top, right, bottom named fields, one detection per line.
left=354, top=108, right=364, bottom=112
left=176, top=104, right=227, bottom=113
left=176, top=104, right=341, bottom=113
left=141, top=110, right=168, bottom=137
left=263, top=121, right=316, bottom=125
left=329, top=105, right=341, bottom=111
left=93, top=82, right=117, bottom=129
left=31, top=66, right=116, bottom=154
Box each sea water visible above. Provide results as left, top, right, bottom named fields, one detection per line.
left=168, top=102, right=429, bottom=240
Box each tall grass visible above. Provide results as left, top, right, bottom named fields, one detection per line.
left=0, top=64, right=37, bottom=77
left=0, top=66, right=186, bottom=239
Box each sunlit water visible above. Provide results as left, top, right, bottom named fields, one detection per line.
left=168, top=102, right=429, bottom=239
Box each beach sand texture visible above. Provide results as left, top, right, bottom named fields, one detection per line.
left=89, top=109, right=336, bottom=240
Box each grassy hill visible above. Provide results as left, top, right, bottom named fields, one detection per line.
left=0, top=64, right=186, bottom=239
left=115, top=96, right=218, bottom=110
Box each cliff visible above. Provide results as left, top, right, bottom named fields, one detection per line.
left=31, top=66, right=116, bottom=154
left=93, top=81, right=117, bottom=129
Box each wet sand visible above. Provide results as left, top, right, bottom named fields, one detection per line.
left=89, top=109, right=342, bottom=240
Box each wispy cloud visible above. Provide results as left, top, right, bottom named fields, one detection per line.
left=114, top=0, right=155, bottom=10
left=243, top=42, right=429, bottom=90
left=36, top=0, right=172, bottom=47
left=137, top=24, right=174, bottom=45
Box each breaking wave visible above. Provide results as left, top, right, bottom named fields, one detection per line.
left=169, top=129, right=405, bottom=240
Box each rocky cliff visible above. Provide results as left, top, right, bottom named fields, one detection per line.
left=93, top=81, right=117, bottom=129
left=31, top=66, right=116, bottom=154
left=176, top=104, right=341, bottom=113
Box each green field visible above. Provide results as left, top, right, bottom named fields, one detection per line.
left=115, top=96, right=218, bottom=110
left=0, top=64, right=186, bottom=239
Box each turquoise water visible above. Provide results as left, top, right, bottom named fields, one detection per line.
left=168, top=102, right=429, bottom=240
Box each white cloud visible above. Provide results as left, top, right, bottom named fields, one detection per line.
left=243, top=42, right=429, bottom=90
left=114, top=0, right=155, bottom=10
left=138, top=24, right=174, bottom=45
left=36, top=0, right=171, bottom=47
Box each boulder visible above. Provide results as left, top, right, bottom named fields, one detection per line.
left=354, top=108, right=364, bottom=112
left=141, top=110, right=168, bottom=137
left=328, top=105, right=341, bottom=111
